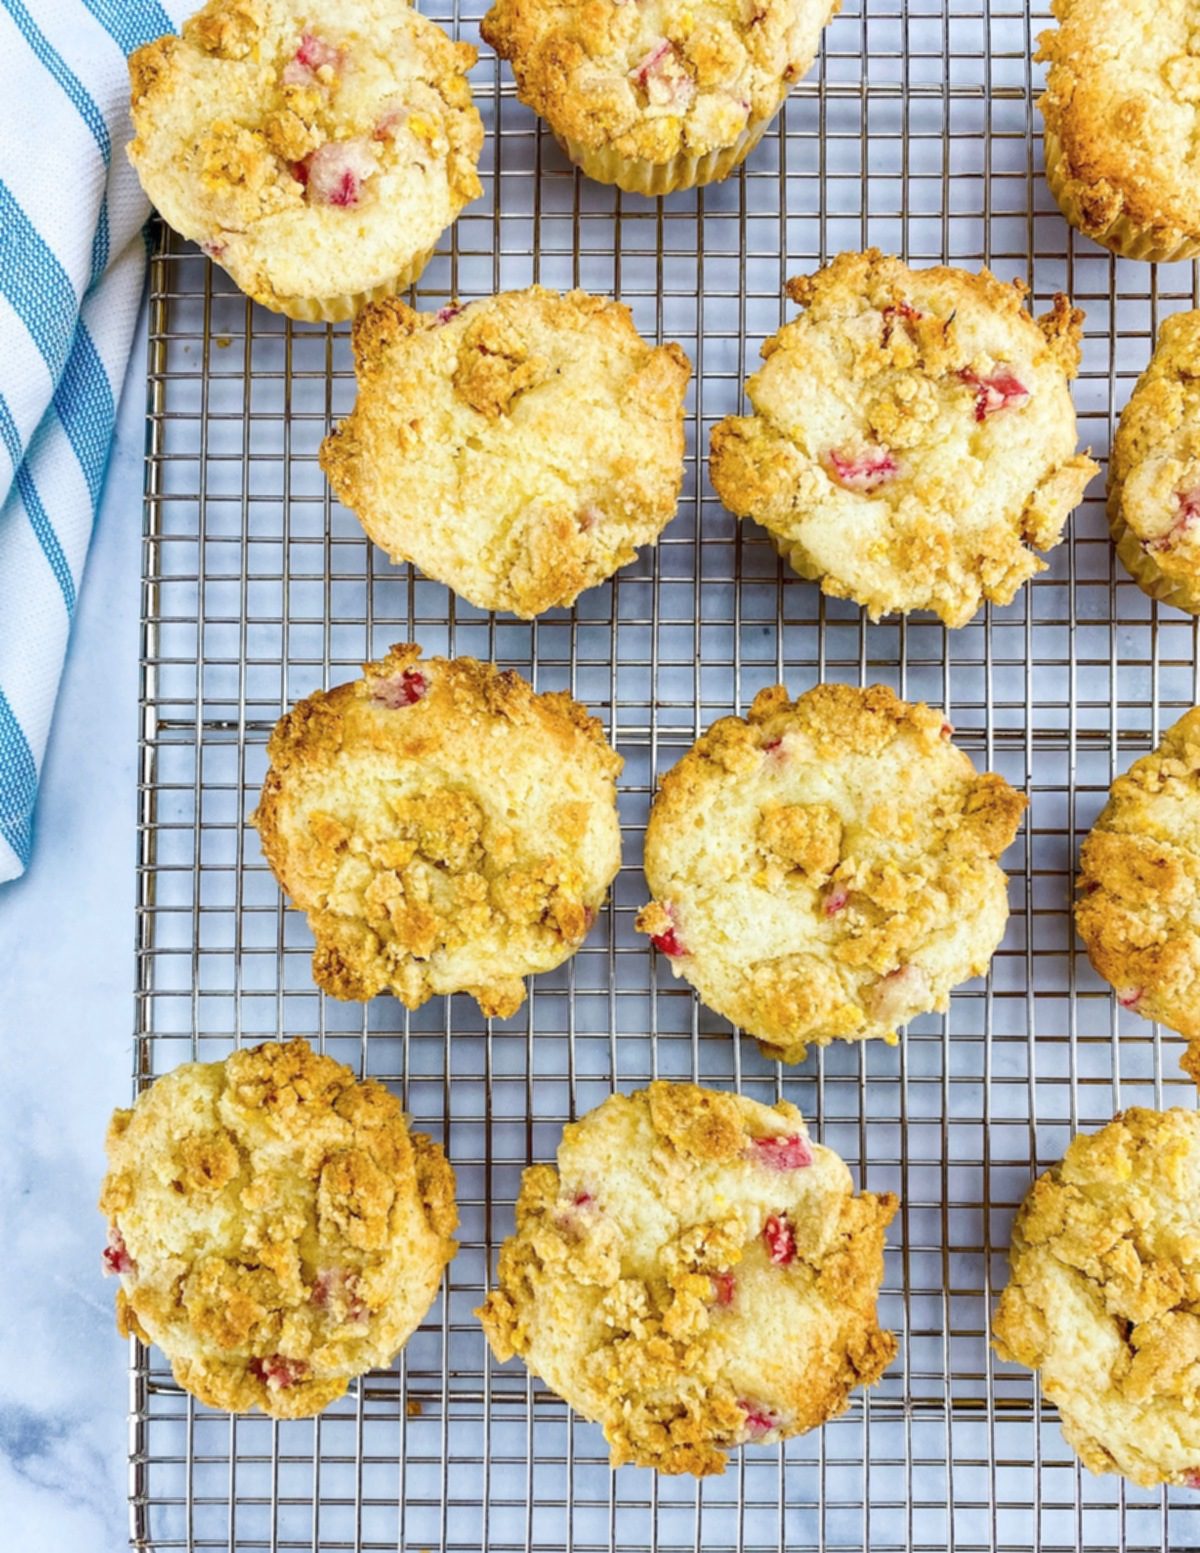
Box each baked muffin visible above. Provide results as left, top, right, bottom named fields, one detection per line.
left=993, top=1108, right=1200, bottom=1488
left=99, top=1039, right=456, bottom=1419
left=1108, top=311, right=1200, bottom=613
left=319, top=289, right=691, bottom=616
left=477, top=1081, right=896, bottom=1475
left=1076, top=707, right=1200, bottom=1083
left=252, top=644, right=622, bottom=1018
left=635, top=682, right=1026, bottom=1064
left=128, top=0, right=483, bottom=321
left=709, top=250, right=1098, bottom=628
left=1038, top=1, right=1200, bottom=263
left=480, top=0, right=839, bottom=195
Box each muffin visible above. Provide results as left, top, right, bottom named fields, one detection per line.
left=319, top=289, right=691, bottom=616
left=635, top=682, right=1026, bottom=1064
left=1038, top=1, right=1200, bottom=263
left=1076, top=707, right=1200, bottom=1083
left=252, top=643, right=622, bottom=1018
left=709, top=250, right=1098, bottom=627
left=480, top=0, right=839, bottom=195
left=128, top=0, right=483, bottom=321
left=993, top=1108, right=1200, bottom=1488
left=477, top=1081, right=896, bottom=1475
left=99, top=1039, right=456, bottom=1419
left=1108, top=311, right=1200, bottom=613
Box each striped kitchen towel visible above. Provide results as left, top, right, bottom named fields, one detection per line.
left=0, top=0, right=186, bottom=882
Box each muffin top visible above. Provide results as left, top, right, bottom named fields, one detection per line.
left=477, top=1081, right=896, bottom=1476
left=993, top=1107, right=1200, bottom=1488
left=319, top=289, right=691, bottom=617
left=1109, top=310, right=1200, bottom=606
left=480, top=0, right=838, bottom=166
left=100, top=1039, right=457, bottom=1419
left=1076, top=707, right=1200, bottom=1081
left=128, top=0, right=483, bottom=315
left=1038, top=0, right=1200, bottom=257
left=252, top=644, right=623, bottom=1019
left=635, top=682, right=1026, bottom=1063
left=709, top=250, right=1098, bottom=628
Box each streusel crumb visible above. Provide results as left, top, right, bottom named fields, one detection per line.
left=320, top=289, right=691, bottom=617
left=993, top=1107, right=1200, bottom=1487
left=635, top=681, right=1026, bottom=1063
left=477, top=1082, right=896, bottom=1475
left=100, top=1039, right=456, bottom=1418
left=709, top=250, right=1097, bottom=627
left=252, top=644, right=622, bottom=1017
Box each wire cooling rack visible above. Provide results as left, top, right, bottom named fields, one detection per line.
left=132, top=1, right=1200, bottom=1548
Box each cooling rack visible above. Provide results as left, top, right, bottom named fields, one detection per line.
left=132, top=1, right=1200, bottom=1548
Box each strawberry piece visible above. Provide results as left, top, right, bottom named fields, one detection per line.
left=102, top=1225, right=135, bottom=1276
left=881, top=301, right=922, bottom=343
left=1146, top=487, right=1200, bottom=553
left=939, top=720, right=954, bottom=739
left=826, top=446, right=899, bottom=493
left=650, top=903, right=687, bottom=958
left=762, top=1213, right=795, bottom=1265
left=823, top=885, right=848, bottom=916
left=958, top=366, right=1029, bottom=421
left=373, top=667, right=427, bottom=708
left=711, top=1271, right=736, bottom=1307
left=295, top=139, right=375, bottom=207
left=1184, top=1469, right=1200, bottom=1488
left=296, top=31, right=339, bottom=70
left=1117, top=987, right=1143, bottom=1010
left=200, top=238, right=227, bottom=260
left=739, top=1401, right=781, bottom=1440
left=628, top=39, right=695, bottom=108
left=250, top=1354, right=308, bottom=1390
left=434, top=303, right=463, bottom=326
left=748, top=1133, right=813, bottom=1171
left=311, top=1268, right=367, bottom=1322
left=573, top=1191, right=593, bottom=1207
left=762, top=737, right=785, bottom=757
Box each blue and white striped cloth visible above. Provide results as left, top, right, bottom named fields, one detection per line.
left=0, top=0, right=185, bottom=882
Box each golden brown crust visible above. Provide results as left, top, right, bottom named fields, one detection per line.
left=127, top=0, right=483, bottom=316
left=1076, top=708, right=1200, bottom=1078
left=252, top=644, right=622, bottom=1017
left=1038, top=1, right=1200, bottom=260
left=100, top=1040, right=457, bottom=1418
left=636, top=681, right=1026, bottom=1062
left=480, top=0, right=839, bottom=167
left=319, top=289, right=691, bottom=617
left=477, top=1082, right=896, bottom=1475
left=993, top=1108, right=1200, bottom=1487
left=710, top=250, right=1097, bottom=627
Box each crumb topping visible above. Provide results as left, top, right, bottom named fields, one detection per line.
left=635, top=681, right=1026, bottom=1063
left=99, top=1039, right=457, bottom=1419
left=709, top=250, right=1097, bottom=627
left=480, top=0, right=839, bottom=164
left=1038, top=0, right=1200, bottom=255
left=128, top=0, right=483, bottom=312
left=1076, top=708, right=1200, bottom=1081
left=476, top=1082, right=896, bottom=1475
left=1109, top=310, right=1200, bottom=610
left=993, top=1107, right=1200, bottom=1488
left=252, top=644, right=623, bottom=1019
left=319, top=289, right=691, bottom=618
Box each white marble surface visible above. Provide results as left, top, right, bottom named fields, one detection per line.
left=0, top=305, right=148, bottom=1551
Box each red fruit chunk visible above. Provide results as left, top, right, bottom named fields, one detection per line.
left=250, top=1355, right=308, bottom=1390
left=762, top=1213, right=795, bottom=1265
left=823, top=885, right=848, bottom=916
left=1146, top=487, right=1200, bottom=553
left=652, top=926, right=686, bottom=957
left=739, top=1401, right=781, bottom=1440
left=628, top=39, right=695, bottom=107
left=711, top=1271, right=736, bottom=1307
left=748, top=1133, right=813, bottom=1171
left=958, top=366, right=1029, bottom=421
left=434, top=303, right=464, bottom=325
left=373, top=667, right=427, bottom=708
left=1117, top=987, right=1143, bottom=1010
left=1184, top=1469, right=1200, bottom=1488
left=200, top=238, right=227, bottom=260
left=630, top=38, right=671, bottom=87
left=296, top=140, right=375, bottom=207
left=939, top=720, right=954, bottom=739
left=881, top=301, right=922, bottom=342
left=573, top=1191, right=593, bottom=1207
left=826, top=446, right=899, bottom=493
left=762, top=737, right=785, bottom=756
left=102, top=1225, right=135, bottom=1276
left=311, top=1268, right=367, bottom=1322
left=296, top=31, right=340, bottom=70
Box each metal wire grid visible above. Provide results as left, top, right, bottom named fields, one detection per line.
left=130, top=1, right=1200, bottom=1548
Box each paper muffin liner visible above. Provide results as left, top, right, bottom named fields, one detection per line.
left=236, top=243, right=441, bottom=324
left=1042, top=128, right=1200, bottom=265
left=558, top=115, right=773, bottom=196
left=1108, top=483, right=1200, bottom=615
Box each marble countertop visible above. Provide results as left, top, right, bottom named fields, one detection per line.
left=0, top=306, right=148, bottom=1550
